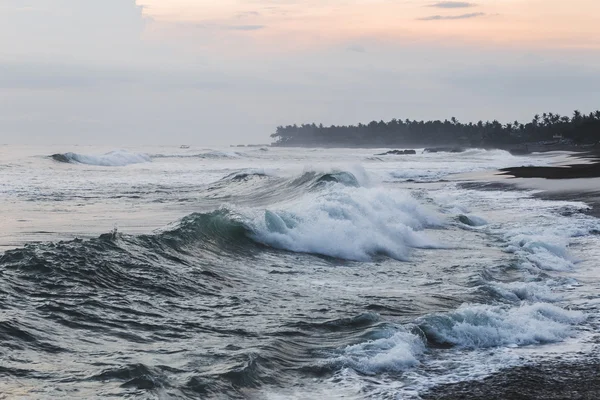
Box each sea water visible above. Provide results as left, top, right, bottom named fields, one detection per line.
left=0, top=145, right=597, bottom=398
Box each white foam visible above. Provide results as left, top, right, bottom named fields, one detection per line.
left=150, top=150, right=243, bottom=159
left=290, top=164, right=374, bottom=187
left=458, top=148, right=514, bottom=158
left=389, top=170, right=441, bottom=181
left=198, top=150, right=243, bottom=159
left=489, top=281, right=561, bottom=303
left=419, top=303, right=585, bottom=349
left=331, top=329, right=425, bottom=375
left=504, top=233, right=574, bottom=271
left=60, top=150, right=151, bottom=166
left=248, top=185, right=443, bottom=261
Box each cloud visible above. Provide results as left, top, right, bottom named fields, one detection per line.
left=236, top=11, right=260, bottom=19
left=419, top=12, right=485, bottom=21
left=429, top=1, right=475, bottom=8
left=0, top=0, right=147, bottom=64
left=224, top=25, right=265, bottom=31
left=347, top=44, right=367, bottom=53
left=443, top=63, right=600, bottom=100
left=0, top=61, right=232, bottom=91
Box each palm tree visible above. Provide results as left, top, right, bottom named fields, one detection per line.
left=543, top=114, right=550, bottom=127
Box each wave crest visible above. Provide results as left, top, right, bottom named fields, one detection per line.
left=417, top=303, right=585, bottom=349
left=249, top=186, right=442, bottom=261
left=332, top=328, right=425, bottom=374
left=51, top=150, right=151, bottom=166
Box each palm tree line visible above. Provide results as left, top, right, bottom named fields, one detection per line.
left=271, top=110, right=600, bottom=147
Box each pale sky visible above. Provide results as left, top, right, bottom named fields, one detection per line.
left=1, top=0, right=599, bottom=145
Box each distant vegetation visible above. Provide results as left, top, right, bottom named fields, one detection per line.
left=271, top=110, right=600, bottom=148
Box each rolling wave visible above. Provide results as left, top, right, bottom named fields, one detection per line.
left=158, top=180, right=442, bottom=262
left=0, top=184, right=441, bottom=310
left=203, top=169, right=367, bottom=208
left=151, top=150, right=244, bottom=159
left=417, top=303, right=585, bottom=348
left=0, top=205, right=590, bottom=397
left=249, top=185, right=442, bottom=261
left=51, top=150, right=151, bottom=166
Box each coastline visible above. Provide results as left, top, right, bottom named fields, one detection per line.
left=269, top=143, right=599, bottom=153
left=434, top=150, right=600, bottom=399
left=500, top=150, right=600, bottom=180
left=499, top=150, right=600, bottom=217
left=421, top=360, right=600, bottom=400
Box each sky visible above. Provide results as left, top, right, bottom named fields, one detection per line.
left=1, top=0, right=599, bottom=145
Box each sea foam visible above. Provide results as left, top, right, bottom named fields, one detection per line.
left=52, top=150, right=151, bottom=166
left=504, top=232, right=574, bottom=271
left=418, top=303, right=585, bottom=349
left=331, top=328, right=425, bottom=374
left=488, top=281, right=561, bottom=303
left=249, top=185, right=442, bottom=261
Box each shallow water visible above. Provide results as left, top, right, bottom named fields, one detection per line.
left=0, top=145, right=598, bottom=399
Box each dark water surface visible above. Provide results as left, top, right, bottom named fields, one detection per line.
left=1, top=146, right=598, bottom=399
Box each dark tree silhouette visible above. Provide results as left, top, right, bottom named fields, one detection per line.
left=270, top=110, right=600, bottom=148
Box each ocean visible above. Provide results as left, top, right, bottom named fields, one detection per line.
left=1, top=145, right=598, bottom=399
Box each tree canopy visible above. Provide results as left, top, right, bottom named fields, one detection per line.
left=271, top=110, right=600, bottom=148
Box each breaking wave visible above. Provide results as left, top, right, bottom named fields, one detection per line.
left=151, top=150, right=244, bottom=159
left=417, top=303, right=585, bottom=349
left=331, top=327, right=425, bottom=374
left=248, top=185, right=443, bottom=261
left=51, top=150, right=151, bottom=166
left=166, top=178, right=443, bottom=262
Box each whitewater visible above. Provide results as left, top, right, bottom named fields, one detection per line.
left=0, top=144, right=598, bottom=399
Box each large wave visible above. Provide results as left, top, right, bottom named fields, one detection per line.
left=323, top=301, right=585, bottom=377
left=51, top=150, right=151, bottom=166
left=203, top=168, right=371, bottom=208
left=248, top=185, right=443, bottom=261
left=158, top=177, right=444, bottom=262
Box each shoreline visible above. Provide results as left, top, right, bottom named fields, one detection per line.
left=499, top=150, right=600, bottom=217
left=500, top=150, right=600, bottom=180
left=421, top=360, right=600, bottom=400
left=435, top=151, right=600, bottom=399
left=269, top=143, right=599, bottom=153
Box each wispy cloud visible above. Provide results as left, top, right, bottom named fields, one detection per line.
left=224, top=25, right=265, bottom=31
left=419, top=12, right=485, bottom=21
left=235, top=11, right=260, bottom=19
left=429, top=1, right=475, bottom=8
left=347, top=44, right=366, bottom=53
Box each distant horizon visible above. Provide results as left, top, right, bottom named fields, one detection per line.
left=2, top=107, right=599, bottom=147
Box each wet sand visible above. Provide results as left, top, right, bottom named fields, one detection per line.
left=500, top=151, right=600, bottom=180
left=537, top=190, right=600, bottom=218
left=421, top=361, right=600, bottom=400
left=499, top=151, right=600, bottom=217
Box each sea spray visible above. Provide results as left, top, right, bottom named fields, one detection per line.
left=248, top=185, right=443, bottom=261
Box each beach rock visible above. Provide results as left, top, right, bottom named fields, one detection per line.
left=376, top=149, right=417, bottom=156
left=423, top=147, right=465, bottom=153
